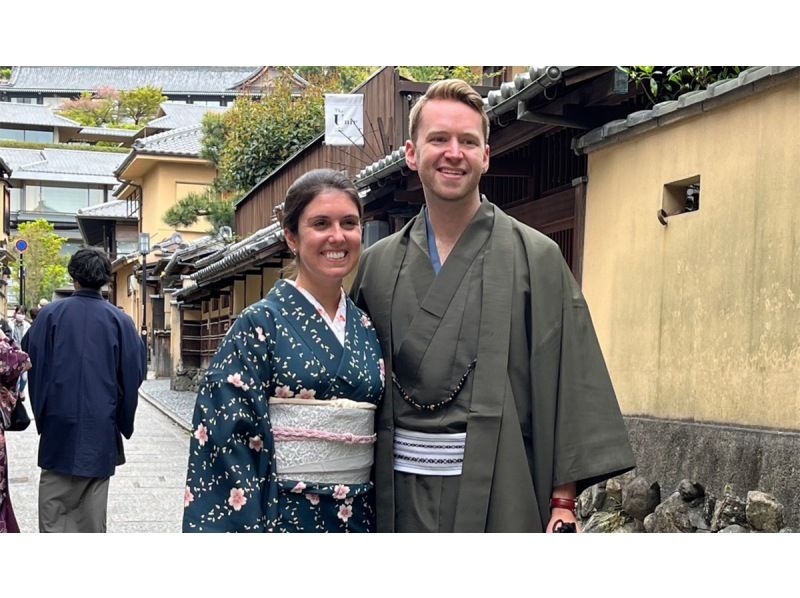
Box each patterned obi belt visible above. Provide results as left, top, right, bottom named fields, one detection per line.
left=393, top=428, right=466, bottom=476
left=270, top=398, right=377, bottom=485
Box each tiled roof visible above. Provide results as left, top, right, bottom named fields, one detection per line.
left=173, top=222, right=284, bottom=299
left=4, top=66, right=262, bottom=94
left=0, top=101, right=81, bottom=128
left=573, top=66, right=800, bottom=154
left=76, top=199, right=133, bottom=219
left=0, top=156, right=10, bottom=176
left=133, top=124, right=204, bottom=156
left=0, top=147, right=124, bottom=185
left=483, top=66, right=566, bottom=119
left=147, top=102, right=228, bottom=131
left=76, top=126, right=139, bottom=138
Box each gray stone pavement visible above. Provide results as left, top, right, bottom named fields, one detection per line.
left=6, top=378, right=194, bottom=533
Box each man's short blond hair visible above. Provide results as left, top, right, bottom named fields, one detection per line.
left=408, top=79, right=490, bottom=143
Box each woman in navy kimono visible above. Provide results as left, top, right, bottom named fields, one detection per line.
left=183, top=169, right=384, bottom=532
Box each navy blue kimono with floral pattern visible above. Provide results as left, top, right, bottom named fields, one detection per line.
left=183, top=280, right=384, bottom=532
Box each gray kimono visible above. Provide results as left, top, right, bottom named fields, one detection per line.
left=352, top=198, right=635, bottom=532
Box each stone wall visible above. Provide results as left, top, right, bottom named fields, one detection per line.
left=579, top=473, right=792, bottom=533
left=624, top=416, right=800, bottom=528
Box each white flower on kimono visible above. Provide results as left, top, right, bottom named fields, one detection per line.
left=248, top=436, right=264, bottom=452
left=227, top=372, right=249, bottom=390
left=378, top=358, right=385, bottom=384
left=305, top=493, right=320, bottom=505
left=255, top=326, right=267, bottom=342
left=297, top=388, right=316, bottom=400
left=291, top=481, right=306, bottom=493
left=337, top=504, right=353, bottom=523
left=184, top=487, right=194, bottom=508
left=332, top=484, right=350, bottom=500
left=360, top=314, right=373, bottom=329
left=275, top=385, right=294, bottom=398
left=228, top=487, right=247, bottom=511
left=194, top=423, right=209, bottom=447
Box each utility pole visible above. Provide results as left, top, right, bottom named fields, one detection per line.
left=138, top=233, right=150, bottom=362
left=15, top=239, right=28, bottom=308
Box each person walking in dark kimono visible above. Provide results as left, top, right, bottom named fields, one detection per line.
left=351, top=79, right=636, bottom=533
left=26, top=247, right=146, bottom=532
left=183, top=169, right=384, bottom=532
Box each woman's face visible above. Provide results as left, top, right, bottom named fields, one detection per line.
left=284, top=190, right=362, bottom=291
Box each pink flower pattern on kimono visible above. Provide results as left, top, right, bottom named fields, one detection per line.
left=227, top=372, right=249, bottom=390
left=337, top=504, right=353, bottom=523
left=333, top=484, right=350, bottom=500
left=297, top=388, right=316, bottom=400
left=305, top=493, right=320, bottom=505
left=378, top=358, right=385, bottom=384
left=360, top=314, right=372, bottom=329
left=248, top=436, right=264, bottom=452
left=275, top=385, right=294, bottom=398
left=194, top=423, right=209, bottom=447
left=228, top=488, right=247, bottom=511
left=255, top=326, right=267, bottom=342
left=291, top=481, right=306, bottom=493
left=184, top=487, right=194, bottom=508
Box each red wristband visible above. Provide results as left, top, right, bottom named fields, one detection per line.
left=550, top=497, right=577, bottom=515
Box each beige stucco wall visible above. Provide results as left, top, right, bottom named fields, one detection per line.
left=114, top=262, right=138, bottom=326
left=582, top=79, right=800, bottom=431
left=139, top=162, right=216, bottom=244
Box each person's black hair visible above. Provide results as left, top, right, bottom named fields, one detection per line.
left=68, top=247, right=112, bottom=290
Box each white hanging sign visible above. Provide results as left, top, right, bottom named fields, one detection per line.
left=324, top=94, right=364, bottom=146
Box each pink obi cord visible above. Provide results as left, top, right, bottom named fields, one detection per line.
left=272, top=426, right=376, bottom=445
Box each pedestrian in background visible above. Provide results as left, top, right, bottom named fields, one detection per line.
left=10, top=305, right=29, bottom=347
left=0, top=326, right=31, bottom=533
left=26, top=247, right=146, bottom=533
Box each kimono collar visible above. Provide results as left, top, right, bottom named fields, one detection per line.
left=72, top=289, right=104, bottom=299
left=284, top=279, right=348, bottom=346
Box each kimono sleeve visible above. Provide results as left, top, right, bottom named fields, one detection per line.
left=552, top=259, right=636, bottom=494
left=183, top=307, right=276, bottom=532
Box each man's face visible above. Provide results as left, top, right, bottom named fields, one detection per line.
left=405, top=99, right=490, bottom=205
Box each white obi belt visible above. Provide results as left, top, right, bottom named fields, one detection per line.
left=270, top=398, right=376, bottom=485
left=393, top=428, right=466, bottom=476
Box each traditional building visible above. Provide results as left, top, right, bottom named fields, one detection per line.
left=0, top=66, right=300, bottom=107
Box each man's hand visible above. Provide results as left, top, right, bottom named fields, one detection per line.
left=546, top=508, right=580, bottom=533
left=546, top=481, right=580, bottom=533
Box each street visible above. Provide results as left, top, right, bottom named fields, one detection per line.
left=6, top=389, right=191, bottom=533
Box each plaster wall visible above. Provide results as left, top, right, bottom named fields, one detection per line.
left=582, top=79, right=800, bottom=430
left=140, top=162, right=215, bottom=244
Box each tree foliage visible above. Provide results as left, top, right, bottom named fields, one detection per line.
left=58, top=87, right=119, bottom=127
left=621, top=66, right=748, bottom=106
left=397, top=66, right=486, bottom=84
left=58, top=86, right=165, bottom=127
left=209, top=75, right=327, bottom=194
left=163, top=189, right=236, bottom=233
left=119, top=86, right=167, bottom=125
left=10, top=219, right=69, bottom=308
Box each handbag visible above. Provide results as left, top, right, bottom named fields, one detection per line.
left=6, top=399, right=31, bottom=432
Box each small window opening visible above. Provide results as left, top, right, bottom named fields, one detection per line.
left=659, top=175, right=700, bottom=225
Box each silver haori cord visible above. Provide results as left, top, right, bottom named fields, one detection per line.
left=393, top=427, right=466, bottom=476
left=269, top=398, right=376, bottom=485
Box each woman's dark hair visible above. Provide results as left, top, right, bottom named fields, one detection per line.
left=282, top=169, right=361, bottom=235
left=68, top=247, right=112, bottom=290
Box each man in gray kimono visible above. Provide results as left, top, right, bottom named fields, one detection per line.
left=351, top=79, right=635, bottom=532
